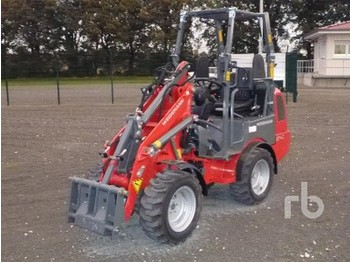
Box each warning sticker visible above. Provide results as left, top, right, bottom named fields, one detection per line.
left=132, top=178, right=143, bottom=194
left=249, top=126, right=257, bottom=133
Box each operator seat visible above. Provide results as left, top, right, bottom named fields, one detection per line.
left=234, top=54, right=268, bottom=113
left=193, top=52, right=214, bottom=119
left=251, top=54, right=268, bottom=115
left=233, top=68, right=254, bottom=113
left=212, top=54, right=266, bottom=116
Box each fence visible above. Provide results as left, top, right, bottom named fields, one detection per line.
left=1, top=76, right=139, bottom=106
left=297, top=60, right=314, bottom=73
left=1, top=79, right=150, bottom=107
left=297, top=59, right=350, bottom=76
left=1, top=53, right=167, bottom=106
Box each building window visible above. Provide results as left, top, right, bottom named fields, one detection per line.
left=334, top=41, right=350, bottom=58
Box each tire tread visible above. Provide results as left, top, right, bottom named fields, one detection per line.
left=139, top=170, right=202, bottom=244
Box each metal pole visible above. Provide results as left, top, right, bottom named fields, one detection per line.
left=258, top=0, right=264, bottom=54
left=293, top=92, right=297, bottom=103
left=110, top=51, right=114, bottom=104
left=56, top=64, right=61, bottom=105
left=5, top=65, right=10, bottom=106
left=111, top=75, right=114, bottom=104
left=5, top=80, right=9, bottom=106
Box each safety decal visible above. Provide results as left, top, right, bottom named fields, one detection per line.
left=132, top=178, right=143, bottom=193
left=276, top=134, right=285, bottom=141
left=249, top=126, right=257, bottom=133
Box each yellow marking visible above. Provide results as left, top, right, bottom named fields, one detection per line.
left=225, top=71, right=231, bottom=81
left=218, top=30, right=223, bottom=42
left=269, top=62, right=275, bottom=79
left=132, top=178, right=143, bottom=194
left=268, top=34, right=273, bottom=44
left=153, top=140, right=162, bottom=149
left=177, top=148, right=182, bottom=159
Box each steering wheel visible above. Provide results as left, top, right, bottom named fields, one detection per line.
left=194, top=78, right=224, bottom=102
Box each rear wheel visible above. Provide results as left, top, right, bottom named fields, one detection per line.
left=230, top=148, right=274, bottom=204
left=139, top=170, right=202, bottom=244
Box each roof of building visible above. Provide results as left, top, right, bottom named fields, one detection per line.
left=319, top=21, right=350, bottom=31
left=305, top=21, right=350, bottom=40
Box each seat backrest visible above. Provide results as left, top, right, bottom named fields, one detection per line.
left=195, top=52, right=209, bottom=78
left=235, top=54, right=265, bottom=102
left=236, top=68, right=253, bottom=89
left=235, top=68, right=253, bottom=101
left=252, top=54, right=266, bottom=78
left=254, top=81, right=267, bottom=107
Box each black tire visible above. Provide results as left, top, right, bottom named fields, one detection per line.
left=139, top=170, right=203, bottom=244
left=230, top=147, right=274, bottom=205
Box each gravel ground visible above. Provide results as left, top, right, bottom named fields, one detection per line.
left=1, top=85, right=350, bottom=261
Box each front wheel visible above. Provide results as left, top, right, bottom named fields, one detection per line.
left=139, top=170, right=203, bottom=244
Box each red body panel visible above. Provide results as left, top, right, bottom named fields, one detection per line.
left=272, top=88, right=291, bottom=161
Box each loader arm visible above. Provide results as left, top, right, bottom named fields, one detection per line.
left=67, top=61, right=193, bottom=235
left=125, top=81, right=194, bottom=220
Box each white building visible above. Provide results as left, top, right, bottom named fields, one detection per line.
left=298, top=21, right=350, bottom=88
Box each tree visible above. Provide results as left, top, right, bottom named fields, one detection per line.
left=2, top=0, right=63, bottom=77
left=80, top=0, right=149, bottom=75
left=3, top=0, right=349, bottom=77
left=116, top=0, right=146, bottom=74
left=142, top=0, right=195, bottom=61
left=1, top=0, right=25, bottom=54
left=290, top=0, right=350, bottom=58
left=1, top=0, right=23, bottom=77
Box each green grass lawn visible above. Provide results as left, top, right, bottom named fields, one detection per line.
left=1, top=76, right=153, bottom=87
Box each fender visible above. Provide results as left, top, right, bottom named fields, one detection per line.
left=257, top=143, right=277, bottom=174
left=237, top=141, right=278, bottom=180
left=159, top=160, right=208, bottom=195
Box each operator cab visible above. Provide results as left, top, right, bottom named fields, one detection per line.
left=173, top=8, right=277, bottom=158
left=193, top=53, right=271, bottom=120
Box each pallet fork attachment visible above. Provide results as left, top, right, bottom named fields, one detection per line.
left=68, top=176, right=128, bottom=236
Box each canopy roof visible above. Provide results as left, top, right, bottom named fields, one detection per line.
left=184, top=8, right=264, bottom=21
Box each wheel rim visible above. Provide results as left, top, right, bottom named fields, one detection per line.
left=168, top=186, right=196, bottom=233
left=251, top=159, right=270, bottom=196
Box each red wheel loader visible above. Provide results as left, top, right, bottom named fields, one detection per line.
left=68, top=8, right=290, bottom=244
